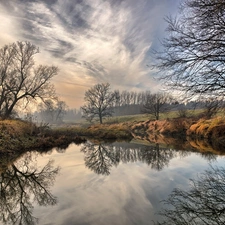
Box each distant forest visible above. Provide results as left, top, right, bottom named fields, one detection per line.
left=32, top=90, right=223, bottom=124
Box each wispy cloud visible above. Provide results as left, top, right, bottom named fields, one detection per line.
left=0, top=0, right=181, bottom=107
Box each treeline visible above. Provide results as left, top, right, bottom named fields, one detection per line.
left=112, top=90, right=174, bottom=117
left=113, top=90, right=151, bottom=106
left=111, top=90, right=207, bottom=118
left=113, top=90, right=151, bottom=116
left=32, top=85, right=225, bottom=124
left=33, top=107, right=82, bottom=124
left=81, top=83, right=225, bottom=124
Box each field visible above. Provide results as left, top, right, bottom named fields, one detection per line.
left=66, top=109, right=206, bottom=126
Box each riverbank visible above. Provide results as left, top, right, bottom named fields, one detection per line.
left=130, top=116, right=225, bottom=153
left=131, top=117, right=225, bottom=139
left=58, top=123, right=133, bottom=141
left=0, top=119, right=133, bottom=153
left=0, top=116, right=224, bottom=154
left=0, top=119, right=86, bottom=153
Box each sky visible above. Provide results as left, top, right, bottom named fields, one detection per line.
left=0, top=0, right=181, bottom=108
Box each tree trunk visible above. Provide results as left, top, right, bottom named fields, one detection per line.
left=3, top=101, right=17, bottom=119
left=99, top=114, right=103, bottom=124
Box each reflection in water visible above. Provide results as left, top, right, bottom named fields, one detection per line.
left=157, top=166, right=225, bottom=225
left=0, top=140, right=221, bottom=225
left=0, top=152, right=60, bottom=225
left=81, top=141, right=197, bottom=175
left=81, top=142, right=119, bottom=175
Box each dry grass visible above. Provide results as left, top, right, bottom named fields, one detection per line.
left=0, top=119, right=37, bottom=137
left=1, top=112, right=224, bottom=154
left=65, top=123, right=132, bottom=140
left=0, top=119, right=86, bottom=152
left=131, top=118, right=195, bottom=138
left=187, top=117, right=225, bottom=139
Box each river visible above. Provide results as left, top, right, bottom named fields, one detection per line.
left=1, top=139, right=225, bottom=225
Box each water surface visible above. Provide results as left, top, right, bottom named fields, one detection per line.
left=1, top=140, right=225, bottom=225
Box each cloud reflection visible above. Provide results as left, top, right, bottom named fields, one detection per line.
left=34, top=142, right=221, bottom=225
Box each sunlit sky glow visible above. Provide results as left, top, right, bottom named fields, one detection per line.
left=0, top=0, right=181, bottom=108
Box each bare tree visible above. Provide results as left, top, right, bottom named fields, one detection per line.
left=142, top=92, right=172, bottom=120
left=113, top=89, right=121, bottom=107
left=154, top=0, right=225, bottom=98
left=81, top=83, right=116, bottom=124
left=0, top=41, right=58, bottom=119
left=38, top=99, right=67, bottom=124
left=202, top=97, right=224, bottom=119
left=157, top=165, right=225, bottom=225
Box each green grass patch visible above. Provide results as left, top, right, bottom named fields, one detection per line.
left=101, top=109, right=205, bottom=125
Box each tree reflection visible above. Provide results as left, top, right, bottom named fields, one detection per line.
left=140, top=144, right=174, bottom=170
left=81, top=142, right=119, bottom=175
left=157, top=166, right=225, bottom=225
left=81, top=142, right=177, bottom=175
left=0, top=153, right=59, bottom=225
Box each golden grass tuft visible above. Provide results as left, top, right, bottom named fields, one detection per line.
left=0, top=119, right=37, bottom=138
left=187, top=117, right=225, bottom=139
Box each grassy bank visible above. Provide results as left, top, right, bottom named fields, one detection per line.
left=131, top=117, right=194, bottom=138
left=130, top=115, right=225, bottom=150
left=1, top=112, right=225, bottom=154
left=0, top=119, right=132, bottom=153
left=59, top=123, right=133, bottom=141
left=0, top=119, right=86, bottom=153
left=187, top=117, right=225, bottom=143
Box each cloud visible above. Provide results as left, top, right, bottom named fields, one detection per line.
left=0, top=0, right=181, bottom=107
